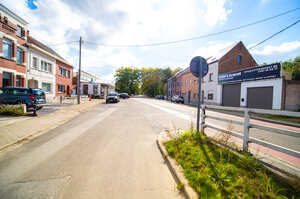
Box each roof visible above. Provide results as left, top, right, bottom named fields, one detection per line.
left=206, top=42, right=239, bottom=64
left=0, top=4, right=28, bottom=25
left=27, top=36, right=66, bottom=61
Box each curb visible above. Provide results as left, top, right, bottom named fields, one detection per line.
left=0, top=100, right=103, bottom=154
left=156, top=131, right=198, bottom=199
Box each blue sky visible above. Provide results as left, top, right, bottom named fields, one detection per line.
left=2, top=0, right=300, bottom=82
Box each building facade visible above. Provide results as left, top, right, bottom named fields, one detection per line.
left=0, top=4, right=28, bottom=88
left=56, top=59, right=73, bottom=96
left=168, top=41, right=257, bottom=105
left=72, top=71, right=101, bottom=96
left=26, top=36, right=57, bottom=97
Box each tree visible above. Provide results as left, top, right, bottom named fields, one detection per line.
left=282, top=56, right=300, bottom=80
left=115, top=67, right=141, bottom=95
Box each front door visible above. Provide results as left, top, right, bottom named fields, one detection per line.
left=188, top=90, right=191, bottom=104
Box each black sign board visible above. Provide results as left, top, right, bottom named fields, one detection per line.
left=218, top=63, right=281, bottom=84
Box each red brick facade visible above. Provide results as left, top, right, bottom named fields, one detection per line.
left=0, top=12, right=27, bottom=88
left=219, top=41, right=257, bottom=74
left=56, top=59, right=73, bottom=96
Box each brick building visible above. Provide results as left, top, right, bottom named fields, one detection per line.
left=56, top=59, right=73, bottom=96
left=168, top=41, right=257, bottom=105
left=0, top=4, right=28, bottom=88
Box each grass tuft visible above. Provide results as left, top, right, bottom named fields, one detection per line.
left=0, top=105, right=26, bottom=116
left=164, top=131, right=299, bottom=199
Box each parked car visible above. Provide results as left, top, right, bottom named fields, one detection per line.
left=106, top=93, right=120, bottom=103
left=155, top=95, right=165, bottom=100
left=0, top=87, right=46, bottom=112
left=119, top=93, right=129, bottom=99
left=171, top=95, right=184, bottom=104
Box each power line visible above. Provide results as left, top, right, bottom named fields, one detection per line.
left=248, top=19, right=300, bottom=50
left=46, top=40, right=79, bottom=46
left=84, top=7, right=300, bottom=48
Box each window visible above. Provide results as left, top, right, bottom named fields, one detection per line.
left=16, top=47, right=23, bottom=64
left=58, top=84, right=65, bottom=93
left=3, top=16, right=8, bottom=24
left=208, top=92, right=214, bottom=100
left=2, top=72, right=13, bottom=87
left=238, top=55, right=241, bottom=65
left=17, top=26, right=23, bottom=37
left=48, top=63, right=52, bottom=73
left=3, top=38, right=12, bottom=59
left=32, top=57, right=38, bottom=69
left=209, top=73, right=213, bottom=82
left=42, top=83, right=51, bottom=93
left=59, top=67, right=70, bottom=78
left=16, top=75, right=22, bottom=87
left=41, top=60, right=48, bottom=71
left=93, top=85, right=98, bottom=94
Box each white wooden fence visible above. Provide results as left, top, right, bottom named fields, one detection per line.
left=200, top=105, right=300, bottom=158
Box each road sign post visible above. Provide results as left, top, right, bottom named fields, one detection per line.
left=189, top=56, right=208, bottom=134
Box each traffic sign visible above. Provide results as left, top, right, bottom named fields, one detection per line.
left=189, top=56, right=208, bottom=78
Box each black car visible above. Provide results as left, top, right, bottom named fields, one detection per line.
left=0, top=87, right=46, bottom=112
left=106, top=93, right=120, bottom=103
left=119, top=93, right=129, bottom=99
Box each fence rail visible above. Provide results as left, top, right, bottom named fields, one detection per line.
left=200, top=105, right=300, bottom=158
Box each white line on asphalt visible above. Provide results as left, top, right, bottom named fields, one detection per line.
left=134, top=99, right=193, bottom=121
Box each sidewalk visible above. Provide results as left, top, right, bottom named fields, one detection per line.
left=0, top=100, right=104, bottom=152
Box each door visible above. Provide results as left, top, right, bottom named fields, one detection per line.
left=188, top=90, right=191, bottom=104
left=247, top=87, right=273, bottom=109
left=222, top=83, right=241, bottom=107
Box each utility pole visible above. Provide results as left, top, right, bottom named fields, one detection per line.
left=77, top=36, right=82, bottom=104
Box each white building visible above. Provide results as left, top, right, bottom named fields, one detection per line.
left=73, top=71, right=102, bottom=96
left=26, top=36, right=61, bottom=98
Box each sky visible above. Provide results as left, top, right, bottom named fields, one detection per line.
left=2, top=0, right=300, bottom=83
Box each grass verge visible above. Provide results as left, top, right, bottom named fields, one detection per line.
left=164, top=131, right=299, bottom=199
left=0, top=105, right=26, bottom=116
left=255, top=114, right=300, bottom=125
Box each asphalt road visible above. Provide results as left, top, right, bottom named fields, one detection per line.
left=0, top=98, right=299, bottom=199
left=0, top=99, right=184, bottom=199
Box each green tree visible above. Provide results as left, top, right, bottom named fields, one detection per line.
left=282, top=56, right=300, bottom=80
left=115, top=67, right=141, bottom=95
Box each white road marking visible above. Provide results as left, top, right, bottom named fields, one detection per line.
left=134, top=99, right=193, bottom=121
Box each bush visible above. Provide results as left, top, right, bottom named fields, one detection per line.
left=164, top=131, right=299, bottom=199
left=0, top=105, right=26, bottom=116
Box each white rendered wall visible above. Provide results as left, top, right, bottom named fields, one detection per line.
left=26, top=48, right=56, bottom=97
left=202, top=62, right=221, bottom=105
left=240, top=78, right=282, bottom=109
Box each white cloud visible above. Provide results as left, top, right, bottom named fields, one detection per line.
left=202, top=0, right=232, bottom=27
left=193, top=41, right=234, bottom=58
left=1, top=0, right=233, bottom=83
left=250, top=41, right=300, bottom=55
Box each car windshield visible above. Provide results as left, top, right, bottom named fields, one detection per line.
left=33, top=90, right=45, bottom=96
left=108, top=93, right=117, bottom=96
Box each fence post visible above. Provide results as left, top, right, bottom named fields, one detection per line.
left=200, top=105, right=206, bottom=132
left=243, top=108, right=250, bottom=152
left=23, top=104, right=27, bottom=114
left=60, top=96, right=63, bottom=104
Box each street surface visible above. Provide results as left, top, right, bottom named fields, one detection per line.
left=0, top=99, right=184, bottom=199
left=0, top=98, right=299, bottom=198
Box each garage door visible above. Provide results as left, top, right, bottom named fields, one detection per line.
left=222, top=83, right=241, bottom=107
left=247, top=87, right=273, bottom=109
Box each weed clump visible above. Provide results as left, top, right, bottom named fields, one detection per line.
left=164, top=131, right=299, bottom=199
left=0, top=105, right=26, bottom=116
